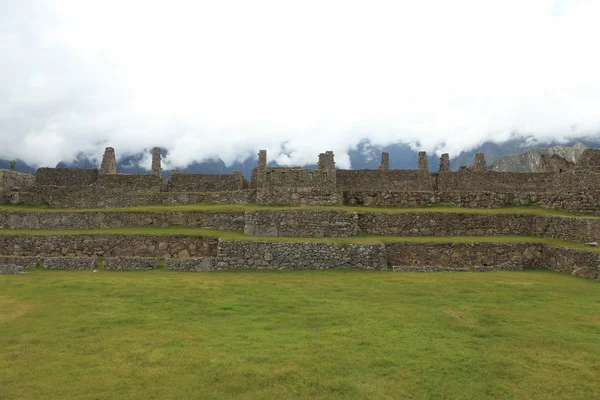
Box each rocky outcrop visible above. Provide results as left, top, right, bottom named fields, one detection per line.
left=490, top=142, right=588, bottom=172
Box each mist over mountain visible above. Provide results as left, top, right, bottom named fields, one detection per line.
left=4, top=137, right=600, bottom=178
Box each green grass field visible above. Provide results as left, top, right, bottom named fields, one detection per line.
left=1, top=202, right=596, bottom=218
left=1, top=270, right=599, bottom=399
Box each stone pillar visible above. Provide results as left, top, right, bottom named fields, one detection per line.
left=151, top=147, right=162, bottom=176
left=318, top=151, right=335, bottom=170
left=379, top=152, right=390, bottom=170
left=473, top=153, right=486, bottom=171
left=418, top=151, right=428, bottom=172
left=100, top=147, right=117, bottom=174
left=258, top=150, right=267, bottom=169
left=439, top=153, right=450, bottom=172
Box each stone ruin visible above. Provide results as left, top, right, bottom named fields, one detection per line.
left=2, top=146, right=600, bottom=214
left=1, top=146, right=600, bottom=279
left=100, top=147, right=117, bottom=174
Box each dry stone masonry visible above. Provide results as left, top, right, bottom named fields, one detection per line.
left=44, top=257, right=97, bottom=270
left=2, top=145, right=600, bottom=280
left=5, top=146, right=600, bottom=215
left=104, top=257, right=158, bottom=270
left=100, top=147, right=117, bottom=174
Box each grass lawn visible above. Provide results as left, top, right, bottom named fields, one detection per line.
left=1, top=270, right=599, bottom=399
left=1, top=202, right=596, bottom=218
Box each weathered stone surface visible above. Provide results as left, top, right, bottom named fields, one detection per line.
left=392, top=266, right=469, bottom=272
left=0, top=211, right=244, bottom=231
left=473, top=153, right=487, bottom=171
left=165, top=257, right=214, bottom=271
left=379, top=152, right=389, bottom=170
left=386, top=243, right=546, bottom=269
left=0, top=264, right=24, bottom=274
left=439, top=154, right=450, bottom=172
left=44, top=257, right=97, bottom=270
left=418, top=151, right=429, bottom=172
left=0, top=235, right=218, bottom=258
left=151, top=147, right=162, bottom=176
left=35, top=168, right=99, bottom=187
left=100, top=147, right=117, bottom=174
left=214, top=241, right=387, bottom=270
left=0, top=256, right=41, bottom=269
left=103, top=257, right=158, bottom=270
left=0, top=169, right=35, bottom=192
left=244, top=211, right=358, bottom=238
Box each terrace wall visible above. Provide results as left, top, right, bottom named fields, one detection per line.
left=244, top=211, right=358, bottom=237
left=0, top=235, right=218, bottom=258
left=4, top=210, right=600, bottom=243
left=0, top=211, right=244, bottom=231
left=214, top=240, right=387, bottom=270
left=35, top=168, right=99, bottom=187
left=385, top=242, right=546, bottom=268
left=2, top=187, right=256, bottom=208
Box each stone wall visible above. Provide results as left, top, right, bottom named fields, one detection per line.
left=0, top=235, right=218, bottom=258
left=574, top=148, right=600, bottom=170
left=0, top=256, right=42, bottom=269
left=386, top=243, right=546, bottom=268
left=166, top=172, right=248, bottom=192
left=0, top=211, right=244, bottom=231
left=341, top=189, right=600, bottom=215
left=437, top=171, right=558, bottom=192
left=44, top=257, right=97, bottom=270
left=254, top=167, right=337, bottom=206
left=336, top=170, right=435, bottom=191
left=104, top=257, right=158, bottom=270
left=244, top=211, right=358, bottom=237
left=0, top=237, right=597, bottom=279
left=35, top=168, right=99, bottom=187
left=543, top=247, right=600, bottom=279
left=97, top=174, right=162, bottom=191
left=357, top=213, right=600, bottom=242
left=0, top=170, right=35, bottom=192
left=214, top=240, right=387, bottom=270
left=4, top=209, right=600, bottom=243
left=3, top=187, right=256, bottom=208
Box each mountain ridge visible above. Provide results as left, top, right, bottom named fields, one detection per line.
left=2, top=137, right=599, bottom=177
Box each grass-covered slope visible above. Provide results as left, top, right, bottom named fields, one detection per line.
left=1, top=270, right=599, bottom=399
left=1, top=202, right=598, bottom=218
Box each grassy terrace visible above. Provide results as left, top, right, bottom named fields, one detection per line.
left=0, top=227, right=599, bottom=252
left=0, top=202, right=597, bottom=218
left=1, top=270, right=599, bottom=399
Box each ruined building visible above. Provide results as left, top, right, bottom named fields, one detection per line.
left=1, top=146, right=600, bottom=214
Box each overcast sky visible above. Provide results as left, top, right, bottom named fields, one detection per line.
left=1, top=0, right=599, bottom=169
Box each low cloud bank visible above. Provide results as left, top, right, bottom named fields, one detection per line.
left=1, top=0, right=599, bottom=169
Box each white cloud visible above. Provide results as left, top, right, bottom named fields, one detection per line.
left=1, top=0, right=599, bottom=169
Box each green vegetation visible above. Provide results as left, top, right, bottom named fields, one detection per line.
left=9, top=160, right=16, bottom=170
left=1, top=270, right=598, bottom=399
left=0, top=227, right=598, bottom=252
left=0, top=202, right=596, bottom=218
